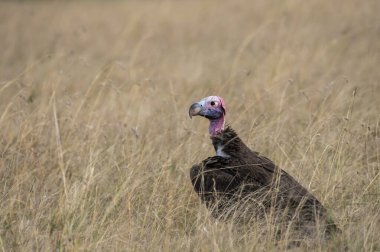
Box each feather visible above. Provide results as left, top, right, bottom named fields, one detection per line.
left=190, top=126, right=340, bottom=240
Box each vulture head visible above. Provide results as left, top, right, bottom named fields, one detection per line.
left=189, top=96, right=226, bottom=136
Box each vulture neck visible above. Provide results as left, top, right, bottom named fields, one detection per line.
left=209, top=116, right=225, bottom=136
left=211, top=127, right=252, bottom=159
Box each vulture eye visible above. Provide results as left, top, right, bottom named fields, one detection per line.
left=210, top=101, right=217, bottom=106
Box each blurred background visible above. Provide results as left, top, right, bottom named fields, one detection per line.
left=0, top=0, right=379, bottom=250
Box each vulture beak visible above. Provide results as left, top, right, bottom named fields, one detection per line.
left=189, top=102, right=202, bottom=118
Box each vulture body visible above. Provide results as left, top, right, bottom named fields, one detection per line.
left=189, top=96, right=339, bottom=240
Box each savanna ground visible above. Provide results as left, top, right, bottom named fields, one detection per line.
left=0, top=0, right=379, bottom=251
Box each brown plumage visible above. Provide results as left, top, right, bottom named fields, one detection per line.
left=189, top=96, right=340, bottom=241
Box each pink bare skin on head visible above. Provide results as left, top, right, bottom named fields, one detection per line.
left=188, top=96, right=227, bottom=136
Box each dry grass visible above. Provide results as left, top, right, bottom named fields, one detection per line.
left=0, top=0, right=379, bottom=251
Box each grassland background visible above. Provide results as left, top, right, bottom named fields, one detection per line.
left=0, top=0, right=379, bottom=251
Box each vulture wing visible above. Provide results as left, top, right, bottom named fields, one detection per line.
left=190, top=127, right=339, bottom=239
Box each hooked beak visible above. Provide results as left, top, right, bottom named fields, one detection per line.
left=189, top=102, right=202, bottom=119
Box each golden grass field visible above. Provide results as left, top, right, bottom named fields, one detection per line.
left=1, top=0, right=379, bottom=251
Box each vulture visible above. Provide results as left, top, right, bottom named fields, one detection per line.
left=188, top=96, right=339, bottom=240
